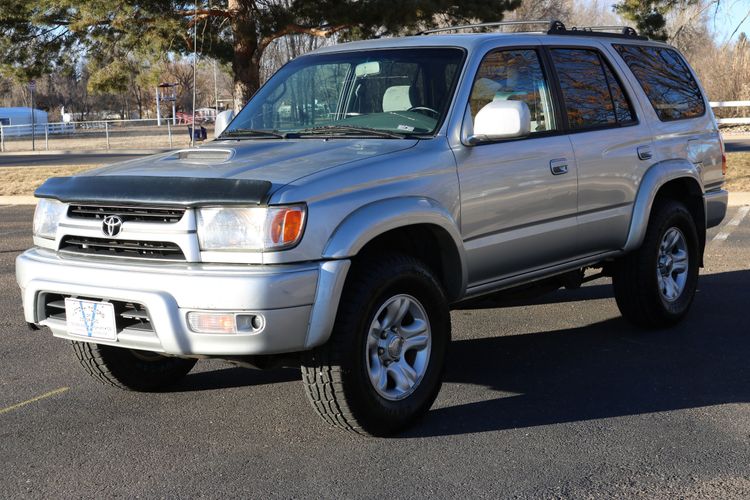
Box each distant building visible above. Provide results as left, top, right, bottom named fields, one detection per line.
left=0, top=107, right=48, bottom=136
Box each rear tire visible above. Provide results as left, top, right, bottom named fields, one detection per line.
left=613, top=199, right=700, bottom=328
left=301, top=253, right=450, bottom=436
left=71, top=342, right=197, bottom=391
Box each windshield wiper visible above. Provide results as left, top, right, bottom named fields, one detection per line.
left=293, top=125, right=407, bottom=139
left=219, top=128, right=286, bottom=139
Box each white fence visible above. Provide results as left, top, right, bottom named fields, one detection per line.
left=0, top=103, right=747, bottom=153
left=0, top=118, right=209, bottom=152
left=710, top=101, right=750, bottom=125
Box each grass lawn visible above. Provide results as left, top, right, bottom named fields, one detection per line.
left=726, top=152, right=750, bottom=192
left=0, top=165, right=98, bottom=196
left=0, top=152, right=748, bottom=197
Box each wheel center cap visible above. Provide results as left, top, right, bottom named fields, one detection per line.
left=659, top=255, right=673, bottom=275
left=387, top=336, right=404, bottom=359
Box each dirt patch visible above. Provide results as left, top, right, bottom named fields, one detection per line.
left=725, top=152, right=750, bottom=192
left=0, top=165, right=98, bottom=196
left=1, top=153, right=748, bottom=197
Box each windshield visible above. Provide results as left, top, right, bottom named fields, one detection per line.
left=224, top=48, right=465, bottom=138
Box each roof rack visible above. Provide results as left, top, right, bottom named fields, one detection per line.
left=416, top=20, right=558, bottom=36
left=548, top=23, right=648, bottom=40
left=415, top=19, right=647, bottom=40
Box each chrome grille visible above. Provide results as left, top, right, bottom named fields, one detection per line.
left=67, top=204, right=185, bottom=223
left=60, top=236, right=185, bottom=260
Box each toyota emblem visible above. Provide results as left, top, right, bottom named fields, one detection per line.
left=102, top=215, right=123, bottom=237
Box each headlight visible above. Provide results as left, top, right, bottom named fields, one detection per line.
left=33, top=198, right=67, bottom=239
left=196, top=205, right=306, bottom=251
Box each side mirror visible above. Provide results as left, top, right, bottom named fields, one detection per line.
left=214, top=109, right=236, bottom=139
left=467, top=100, right=531, bottom=145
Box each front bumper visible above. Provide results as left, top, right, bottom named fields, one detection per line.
left=16, top=248, right=350, bottom=356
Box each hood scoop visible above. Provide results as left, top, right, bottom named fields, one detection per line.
left=161, top=148, right=235, bottom=164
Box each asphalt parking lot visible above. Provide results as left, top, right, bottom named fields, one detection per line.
left=1, top=203, right=748, bottom=498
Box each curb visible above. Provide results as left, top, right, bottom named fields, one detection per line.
left=0, top=149, right=170, bottom=156
left=0, top=196, right=37, bottom=205
left=4, top=192, right=750, bottom=207
left=729, top=192, right=750, bottom=206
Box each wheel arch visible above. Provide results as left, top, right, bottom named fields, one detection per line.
left=322, top=197, right=467, bottom=302
left=623, top=159, right=705, bottom=259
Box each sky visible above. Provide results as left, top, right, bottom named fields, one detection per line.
left=581, top=0, right=750, bottom=43
left=711, top=0, right=750, bottom=42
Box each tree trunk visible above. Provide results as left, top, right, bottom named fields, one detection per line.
left=229, top=0, right=262, bottom=109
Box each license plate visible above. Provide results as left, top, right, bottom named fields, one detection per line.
left=65, top=298, right=117, bottom=341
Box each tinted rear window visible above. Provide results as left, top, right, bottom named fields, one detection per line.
left=614, top=44, right=705, bottom=121
left=550, top=48, right=635, bottom=130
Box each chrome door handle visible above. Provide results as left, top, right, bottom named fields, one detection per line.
left=637, top=145, right=653, bottom=160
left=550, top=159, right=568, bottom=175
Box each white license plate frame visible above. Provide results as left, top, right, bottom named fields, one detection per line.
left=64, top=298, right=118, bottom=341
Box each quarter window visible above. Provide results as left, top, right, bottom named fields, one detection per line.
left=613, top=44, right=705, bottom=121
left=469, top=49, right=557, bottom=134
left=550, top=48, right=635, bottom=130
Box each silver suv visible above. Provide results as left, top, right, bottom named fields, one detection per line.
left=16, top=21, right=728, bottom=436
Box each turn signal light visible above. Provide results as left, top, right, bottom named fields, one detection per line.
left=188, top=312, right=235, bottom=334
left=270, top=207, right=305, bottom=245
left=187, top=312, right=265, bottom=334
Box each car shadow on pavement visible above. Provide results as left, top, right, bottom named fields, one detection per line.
left=405, top=269, right=750, bottom=438
left=174, top=366, right=300, bottom=392
left=458, top=281, right=614, bottom=309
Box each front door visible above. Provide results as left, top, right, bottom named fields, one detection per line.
left=453, top=47, right=579, bottom=289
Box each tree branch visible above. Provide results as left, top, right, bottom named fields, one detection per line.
left=176, top=8, right=232, bottom=20
left=281, top=24, right=350, bottom=38
left=259, top=24, right=350, bottom=52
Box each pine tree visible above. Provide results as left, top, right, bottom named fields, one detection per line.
left=614, top=0, right=699, bottom=41
left=0, top=0, right=522, bottom=105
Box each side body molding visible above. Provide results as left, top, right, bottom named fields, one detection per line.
left=323, top=197, right=468, bottom=297
left=622, top=159, right=703, bottom=253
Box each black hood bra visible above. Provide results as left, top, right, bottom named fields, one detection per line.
left=34, top=176, right=273, bottom=207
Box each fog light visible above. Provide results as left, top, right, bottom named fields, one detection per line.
left=187, top=312, right=265, bottom=334
left=236, top=314, right=265, bottom=333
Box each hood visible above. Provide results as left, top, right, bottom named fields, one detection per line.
left=84, top=138, right=418, bottom=189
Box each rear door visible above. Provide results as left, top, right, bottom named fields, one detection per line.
left=454, top=47, right=579, bottom=288
left=544, top=43, right=653, bottom=253
left=612, top=43, right=721, bottom=192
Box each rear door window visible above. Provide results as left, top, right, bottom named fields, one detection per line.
left=613, top=44, right=705, bottom=121
left=550, top=48, right=636, bottom=130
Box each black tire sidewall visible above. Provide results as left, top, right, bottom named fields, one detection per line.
left=98, top=344, right=197, bottom=391
left=642, top=201, right=700, bottom=321
left=340, top=258, right=449, bottom=434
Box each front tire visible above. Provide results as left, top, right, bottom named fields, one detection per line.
left=612, top=199, right=700, bottom=328
left=71, top=342, right=197, bottom=391
left=301, top=254, right=450, bottom=436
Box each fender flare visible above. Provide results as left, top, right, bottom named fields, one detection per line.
left=623, top=159, right=704, bottom=253
left=323, top=196, right=468, bottom=297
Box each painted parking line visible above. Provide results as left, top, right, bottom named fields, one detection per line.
left=0, top=204, right=17, bottom=209
left=0, top=229, right=27, bottom=236
left=0, top=387, right=69, bottom=416
left=713, top=206, right=750, bottom=243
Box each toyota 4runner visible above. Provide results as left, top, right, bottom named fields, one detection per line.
left=16, top=21, right=728, bottom=436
